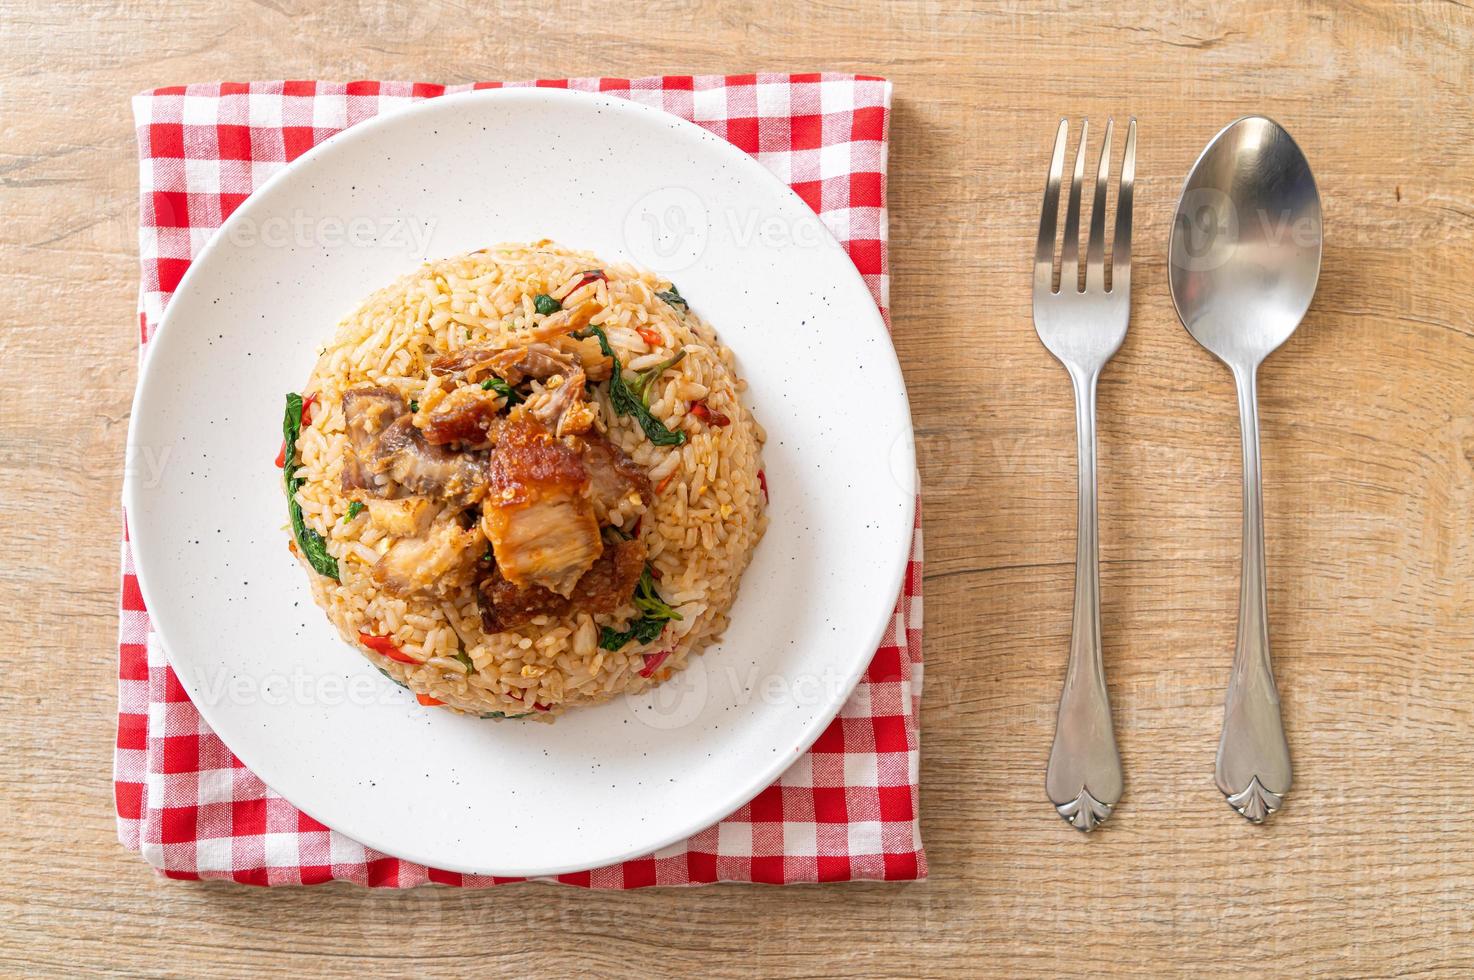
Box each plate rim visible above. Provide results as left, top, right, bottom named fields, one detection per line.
left=123, top=86, right=916, bottom=876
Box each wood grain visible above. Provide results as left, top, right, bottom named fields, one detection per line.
left=2, top=0, right=1472, bottom=975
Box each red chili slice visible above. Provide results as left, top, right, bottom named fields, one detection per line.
left=636, top=326, right=662, bottom=347
left=638, top=650, right=671, bottom=678
left=416, top=693, right=445, bottom=707
left=757, top=469, right=768, bottom=503
left=358, top=632, right=419, bottom=664
left=564, top=269, right=607, bottom=298
left=689, top=400, right=730, bottom=428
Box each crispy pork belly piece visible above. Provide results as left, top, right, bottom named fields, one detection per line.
left=364, top=496, right=435, bottom=537
left=341, top=386, right=486, bottom=506
left=527, top=365, right=595, bottom=438
left=370, top=417, right=487, bottom=508
left=371, top=516, right=486, bottom=598
left=341, top=387, right=407, bottom=496
left=429, top=346, right=505, bottom=385
left=430, top=303, right=612, bottom=385
left=567, top=537, right=647, bottom=616
left=481, top=414, right=601, bottom=597
left=489, top=344, right=577, bottom=386
left=433, top=341, right=578, bottom=386
left=478, top=538, right=647, bottom=631
left=578, top=431, right=652, bottom=522
left=420, top=384, right=504, bottom=448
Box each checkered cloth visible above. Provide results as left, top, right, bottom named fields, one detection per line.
left=117, top=74, right=924, bottom=886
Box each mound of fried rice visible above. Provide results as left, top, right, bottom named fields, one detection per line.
left=289, top=242, right=767, bottom=718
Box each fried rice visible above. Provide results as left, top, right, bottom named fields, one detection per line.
left=286, top=241, right=767, bottom=719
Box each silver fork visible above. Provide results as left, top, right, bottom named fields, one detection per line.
left=1033, top=118, right=1136, bottom=832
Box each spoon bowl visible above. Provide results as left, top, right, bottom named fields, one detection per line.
left=1169, top=116, right=1322, bottom=368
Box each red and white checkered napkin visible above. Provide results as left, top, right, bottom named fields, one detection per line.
left=117, top=74, right=924, bottom=886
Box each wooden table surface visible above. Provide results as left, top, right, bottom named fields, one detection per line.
left=4, top=1, right=1472, bottom=975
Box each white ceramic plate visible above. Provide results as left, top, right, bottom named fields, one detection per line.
left=125, top=88, right=914, bottom=876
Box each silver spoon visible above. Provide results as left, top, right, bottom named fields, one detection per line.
left=1168, top=116, right=1322, bottom=823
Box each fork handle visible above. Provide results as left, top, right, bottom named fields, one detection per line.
left=1216, top=364, right=1292, bottom=822
left=1046, top=367, right=1124, bottom=832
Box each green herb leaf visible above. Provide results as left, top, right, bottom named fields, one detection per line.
left=284, top=393, right=339, bottom=580
left=375, top=666, right=410, bottom=690
left=655, top=284, right=688, bottom=312
left=480, top=375, right=525, bottom=406
left=454, top=650, right=477, bottom=674
left=533, top=293, right=561, bottom=315
left=599, top=616, right=669, bottom=652
left=572, top=326, right=687, bottom=447
left=598, top=565, right=680, bottom=651
left=626, top=350, right=687, bottom=408
left=409, top=399, right=419, bottom=413
left=633, top=566, right=682, bottom=621
left=478, top=710, right=534, bottom=720
left=343, top=500, right=365, bottom=523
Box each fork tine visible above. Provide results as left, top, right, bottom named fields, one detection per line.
left=1034, top=119, right=1068, bottom=294
left=1085, top=119, right=1114, bottom=291
left=1111, top=118, right=1136, bottom=293
left=1060, top=119, right=1089, bottom=293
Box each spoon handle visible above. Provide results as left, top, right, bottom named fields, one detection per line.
left=1218, top=364, right=1292, bottom=822
left=1046, top=367, right=1123, bottom=832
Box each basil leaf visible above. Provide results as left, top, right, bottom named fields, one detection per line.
left=343, top=500, right=364, bottom=522
left=599, top=616, right=668, bottom=652
left=572, top=326, right=687, bottom=447
left=375, top=666, right=410, bottom=690
left=655, top=284, right=688, bottom=312
left=533, top=293, right=561, bottom=315
left=598, top=565, right=679, bottom=650
left=480, top=375, right=525, bottom=406
left=284, top=393, right=339, bottom=581
left=626, top=350, right=686, bottom=408
left=632, top=567, right=682, bottom=621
